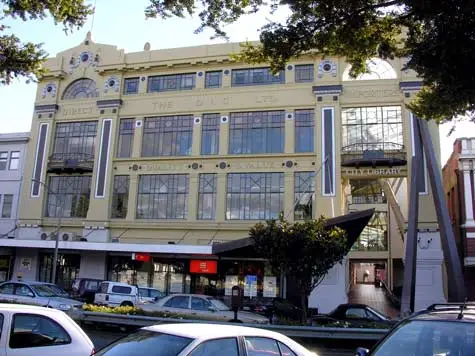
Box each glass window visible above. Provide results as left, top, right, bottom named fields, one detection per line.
left=142, top=115, right=193, bottom=157
left=148, top=73, right=195, bottom=92
left=1, top=194, right=13, bottom=218
left=349, top=179, right=387, bottom=204
left=190, top=338, right=239, bottom=356
left=279, top=342, right=297, bottom=356
left=341, top=106, right=403, bottom=152
left=111, top=176, right=130, bottom=219
left=295, top=64, right=314, bottom=83
left=0, top=283, right=14, bottom=294
left=0, top=152, right=8, bottom=170
left=351, top=211, right=388, bottom=252
left=52, top=121, right=98, bottom=161
left=294, top=172, right=315, bottom=220
left=62, top=78, right=98, bottom=100
left=46, top=176, right=91, bottom=218
left=117, top=119, right=135, bottom=158
left=191, top=296, right=212, bottom=311
left=164, top=296, right=189, bottom=309
left=8, top=151, right=20, bottom=170
left=201, top=113, right=220, bottom=155
left=10, top=314, right=71, bottom=349
left=15, top=285, right=34, bottom=297
left=231, top=68, right=285, bottom=86
left=94, top=330, right=193, bottom=356
left=205, top=71, right=222, bottom=88
left=229, top=111, right=284, bottom=154
left=294, top=109, right=314, bottom=153
left=111, top=285, right=132, bottom=294
left=226, top=173, right=284, bottom=220
left=245, top=337, right=280, bottom=356
left=198, top=174, right=217, bottom=220
left=136, top=174, right=189, bottom=219
left=123, top=77, right=139, bottom=95
left=345, top=308, right=367, bottom=319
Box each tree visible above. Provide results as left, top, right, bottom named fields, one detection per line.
left=145, top=0, right=475, bottom=122
left=249, top=215, right=348, bottom=322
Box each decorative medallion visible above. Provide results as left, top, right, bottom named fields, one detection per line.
left=103, top=76, right=121, bottom=93
left=42, top=83, right=57, bottom=99
left=69, top=51, right=98, bottom=73
left=318, top=60, right=337, bottom=78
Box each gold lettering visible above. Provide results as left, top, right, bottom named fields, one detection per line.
left=256, top=95, right=278, bottom=104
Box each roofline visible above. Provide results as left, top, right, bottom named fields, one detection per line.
left=0, top=132, right=30, bottom=143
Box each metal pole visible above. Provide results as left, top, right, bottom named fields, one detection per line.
left=32, top=178, right=63, bottom=284
left=417, top=119, right=467, bottom=301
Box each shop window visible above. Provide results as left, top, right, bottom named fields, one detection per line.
left=46, top=176, right=91, bottom=218
left=294, top=172, right=315, bottom=220
left=198, top=174, right=217, bottom=220
left=142, top=115, right=193, bottom=157
left=190, top=338, right=239, bottom=356
left=111, top=176, right=129, bottom=218
left=295, top=64, right=314, bottom=83
left=294, top=109, right=314, bottom=153
left=52, top=121, right=98, bottom=161
left=229, top=111, right=284, bottom=154
left=117, top=119, right=135, bottom=158
left=147, top=73, right=195, bottom=92
left=231, top=68, right=285, bottom=86
left=8, top=151, right=20, bottom=170
left=205, top=71, right=222, bottom=89
left=123, top=77, right=139, bottom=95
left=201, top=113, right=220, bottom=155
left=164, top=295, right=190, bottom=309
left=1, top=194, right=13, bottom=218
left=38, top=253, right=80, bottom=289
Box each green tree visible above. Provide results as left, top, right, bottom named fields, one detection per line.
left=145, top=0, right=475, bottom=122
left=249, top=215, right=348, bottom=322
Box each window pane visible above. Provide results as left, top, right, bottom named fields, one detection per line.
left=117, top=119, right=135, bottom=158
left=8, top=151, right=20, bottom=170
left=164, top=296, right=189, bottom=308
left=0, top=152, right=8, bottom=170
left=245, top=337, right=280, bottom=356
left=198, top=174, right=217, bottom=220
left=46, top=176, right=91, bottom=218
left=231, top=68, right=285, bottom=86
left=111, top=176, right=130, bottom=218
left=294, top=172, right=315, bottom=220
left=10, top=314, right=71, bottom=349
left=123, top=77, right=139, bottom=94
left=279, top=342, right=297, bottom=356
left=52, top=121, right=98, bottom=161
left=190, top=338, right=239, bottom=356
left=295, top=110, right=314, bottom=153
left=147, top=73, right=196, bottom=92
left=295, top=64, right=314, bottom=83
left=201, top=114, right=220, bottom=155
left=1, top=194, right=13, bottom=218
left=205, top=71, right=222, bottom=88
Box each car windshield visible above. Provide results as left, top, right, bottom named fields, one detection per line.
left=207, top=297, right=230, bottom=311
left=94, top=329, right=193, bottom=356
left=31, top=285, right=56, bottom=297
left=371, top=319, right=475, bottom=355
left=48, top=285, right=68, bottom=296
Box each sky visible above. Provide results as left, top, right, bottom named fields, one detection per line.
left=0, top=0, right=473, bottom=166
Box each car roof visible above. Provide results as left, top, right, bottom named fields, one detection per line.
left=163, top=294, right=213, bottom=298
left=410, top=304, right=475, bottom=322
left=0, top=303, right=63, bottom=314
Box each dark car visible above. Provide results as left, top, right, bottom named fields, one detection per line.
left=355, top=302, right=475, bottom=356
left=241, top=297, right=303, bottom=321
left=71, top=278, right=102, bottom=304
left=312, top=303, right=396, bottom=327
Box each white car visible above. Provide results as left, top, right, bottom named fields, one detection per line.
left=94, top=281, right=139, bottom=307
left=0, top=303, right=95, bottom=356
left=94, top=323, right=317, bottom=356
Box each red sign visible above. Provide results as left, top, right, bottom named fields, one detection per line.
left=132, top=253, right=150, bottom=262
left=190, top=260, right=217, bottom=274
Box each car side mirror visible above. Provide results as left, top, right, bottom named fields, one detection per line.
left=355, top=347, right=370, bottom=356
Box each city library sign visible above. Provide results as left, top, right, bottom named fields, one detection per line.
left=342, top=167, right=406, bottom=177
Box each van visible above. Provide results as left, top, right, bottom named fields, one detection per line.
left=94, top=281, right=139, bottom=307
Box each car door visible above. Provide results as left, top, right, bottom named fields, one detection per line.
left=13, top=284, right=39, bottom=306
left=190, top=296, right=222, bottom=322
left=162, top=296, right=191, bottom=316
left=187, top=337, right=239, bottom=356
left=0, top=312, right=7, bottom=356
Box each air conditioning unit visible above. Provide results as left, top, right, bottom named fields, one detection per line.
left=61, top=232, right=77, bottom=241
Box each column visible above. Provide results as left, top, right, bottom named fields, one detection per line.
left=195, top=71, right=205, bottom=89
left=219, top=114, right=229, bottom=156
left=216, top=173, right=227, bottom=222
left=132, top=117, right=143, bottom=158
left=192, top=116, right=202, bottom=156
left=285, top=64, right=295, bottom=84
left=283, top=172, right=294, bottom=221
left=187, top=173, right=199, bottom=221
left=462, top=162, right=475, bottom=225
left=284, top=112, right=294, bottom=154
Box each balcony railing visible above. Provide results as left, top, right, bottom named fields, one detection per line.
left=341, top=142, right=407, bottom=167
left=349, top=195, right=387, bottom=205
left=47, top=152, right=94, bottom=173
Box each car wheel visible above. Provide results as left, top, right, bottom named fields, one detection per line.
left=120, top=301, right=133, bottom=307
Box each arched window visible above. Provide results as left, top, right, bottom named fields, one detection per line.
left=62, top=78, right=99, bottom=100
left=342, top=58, right=397, bottom=81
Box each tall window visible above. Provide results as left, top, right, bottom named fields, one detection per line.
left=8, top=151, right=20, bottom=170
left=52, top=121, right=98, bottom=160
left=147, top=73, right=195, bottom=92
left=123, top=77, right=139, bottom=94
left=142, top=115, right=193, bottom=157
left=0, top=152, right=8, bottom=170
left=294, top=172, right=315, bottom=220
left=201, top=114, right=220, bottom=155
left=117, top=119, right=135, bottom=158
left=198, top=174, right=217, bottom=220
left=1, top=194, right=13, bottom=218
left=231, top=68, right=285, bottom=86
left=351, top=212, right=388, bottom=251
left=136, top=174, right=189, bottom=219
left=205, top=71, right=222, bottom=88
left=295, top=64, right=314, bottom=83
left=349, top=179, right=387, bottom=204
left=229, top=111, right=284, bottom=154
left=111, top=176, right=130, bottom=219
left=341, top=106, right=403, bottom=152
left=226, top=173, right=284, bottom=220
left=46, top=176, right=91, bottom=218
left=295, top=110, right=314, bottom=152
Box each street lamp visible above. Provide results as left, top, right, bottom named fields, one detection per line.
left=32, top=178, right=64, bottom=284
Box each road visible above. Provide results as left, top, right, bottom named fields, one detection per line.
left=84, top=325, right=363, bottom=356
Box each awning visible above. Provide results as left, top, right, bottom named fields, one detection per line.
left=212, top=209, right=375, bottom=257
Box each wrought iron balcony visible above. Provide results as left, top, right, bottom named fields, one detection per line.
left=349, top=195, right=387, bottom=205
left=341, top=142, right=407, bottom=167
left=47, top=152, right=94, bottom=173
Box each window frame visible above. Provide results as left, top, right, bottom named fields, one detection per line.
left=147, top=73, right=196, bottom=92
left=1, top=194, right=13, bottom=218
left=231, top=68, right=285, bottom=87
left=294, top=109, right=314, bottom=153
left=189, top=337, right=240, bottom=356
left=200, top=113, right=220, bottom=156
left=8, top=151, right=20, bottom=170
left=52, top=121, right=98, bottom=161
left=294, top=172, right=315, bottom=221
left=45, top=175, right=92, bottom=218
left=116, top=118, right=135, bottom=158
left=111, top=175, right=130, bottom=219
left=294, top=64, right=315, bottom=83
left=197, top=173, right=217, bottom=220
left=204, top=71, right=222, bottom=89
left=123, top=77, right=140, bottom=95
left=0, top=152, right=8, bottom=170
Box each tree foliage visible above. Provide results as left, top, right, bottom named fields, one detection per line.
left=146, top=0, right=475, bottom=122
left=249, top=215, right=348, bottom=320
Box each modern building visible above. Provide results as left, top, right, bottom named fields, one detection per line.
left=443, top=137, right=475, bottom=299
left=2, top=32, right=448, bottom=312
left=0, top=132, right=29, bottom=281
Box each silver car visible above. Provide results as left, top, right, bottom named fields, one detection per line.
left=0, top=281, right=83, bottom=312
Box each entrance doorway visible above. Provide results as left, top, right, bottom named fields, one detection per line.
left=351, top=261, right=387, bottom=287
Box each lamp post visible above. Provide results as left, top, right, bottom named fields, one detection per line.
left=32, top=178, right=63, bottom=284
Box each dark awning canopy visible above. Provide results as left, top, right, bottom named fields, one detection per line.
left=212, top=208, right=375, bottom=258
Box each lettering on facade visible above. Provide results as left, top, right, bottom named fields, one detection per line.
left=62, top=107, right=95, bottom=117
left=143, top=163, right=188, bottom=172
left=152, top=101, right=174, bottom=111
left=343, top=168, right=403, bottom=176
left=152, top=96, right=232, bottom=111
left=346, top=88, right=400, bottom=99
left=256, top=95, right=278, bottom=104
left=235, top=161, right=281, bottom=169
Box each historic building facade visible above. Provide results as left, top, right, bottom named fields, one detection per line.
left=2, top=33, right=447, bottom=311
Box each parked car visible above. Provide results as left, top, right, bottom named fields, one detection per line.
left=355, top=302, right=475, bottom=356
left=242, top=297, right=303, bottom=321
left=0, top=303, right=94, bottom=356
left=0, top=281, right=83, bottom=312
left=34, top=282, right=70, bottom=298
left=94, top=323, right=316, bottom=356
left=312, top=303, right=396, bottom=327
left=141, top=293, right=269, bottom=324
left=138, top=286, right=164, bottom=303
left=71, top=278, right=102, bottom=304
left=94, top=281, right=139, bottom=307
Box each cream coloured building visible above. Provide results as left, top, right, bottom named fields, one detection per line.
left=2, top=33, right=448, bottom=312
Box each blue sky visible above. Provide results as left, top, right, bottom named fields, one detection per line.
left=0, top=0, right=472, bottom=165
